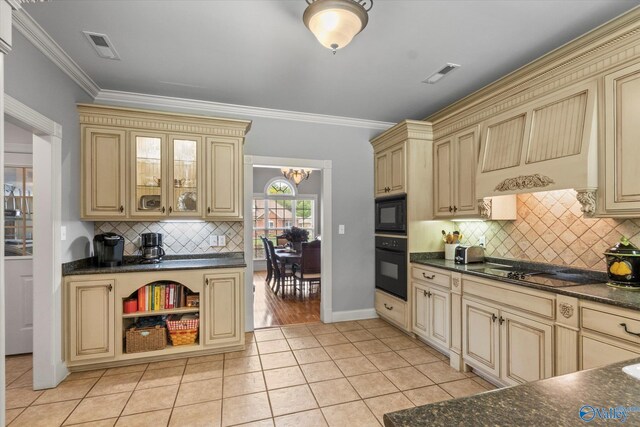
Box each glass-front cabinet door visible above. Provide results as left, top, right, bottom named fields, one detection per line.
left=130, top=132, right=167, bottom=217
left=4, top=166, right=33, bottom=257
left=168, top=135, right=202, bottom=216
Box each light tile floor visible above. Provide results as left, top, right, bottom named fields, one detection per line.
left=4, top=319, right=497, bottom=426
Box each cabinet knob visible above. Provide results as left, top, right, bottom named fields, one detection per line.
left=383, top=303, right=393, bottom=311
left=491, top=313, right=497, bottom=323
left=169, top=206, right=173, bottom=214
left=161, top=206, right=166, bottom=213
left=449, top=206, right=453, bottom=213
left=119, top=205, right=124, bottom=213
left=423, top=289, right=428, bottom=297
left=427, top=291, right=432, bottom=298
left=107, top=284, right=113, bottom=292
left=207, top=207, right=211, bottom=214
left=499, top=316, right=505, bottom=325
left=453, top=206, right=458, bottom=213
left=205, top=278, right=209, bottom=286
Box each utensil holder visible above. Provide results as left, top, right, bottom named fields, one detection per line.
left=445, top=243, right=459, bottom=260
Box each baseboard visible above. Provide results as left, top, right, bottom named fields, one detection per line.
left=331, top=308, right=378, bottom=322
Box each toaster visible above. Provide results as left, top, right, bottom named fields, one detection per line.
left=455, top=246, right=485, bottom=264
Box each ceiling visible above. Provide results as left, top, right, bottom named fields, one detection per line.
left=23, top=0, right=640, bottom=123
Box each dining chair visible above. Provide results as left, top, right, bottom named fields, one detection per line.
left=266, top=239, right=295, bottom=296
left=293, top=240, right=321, bottom=296
left=261, top=236, right=273, bottom=288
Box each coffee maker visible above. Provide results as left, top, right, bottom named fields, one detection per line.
left=94, top=233, right=125, bottom=267
left=140, top=232, right=165, bottom=263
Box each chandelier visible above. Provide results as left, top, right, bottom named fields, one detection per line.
left=281, top=168, right=312, bottom=186
left=303, top=0, right=373, bottom=54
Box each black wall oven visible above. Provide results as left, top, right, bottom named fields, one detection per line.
left=375, top=236, right=407, bottom=301
left=375, top=195, right=406, bottom=235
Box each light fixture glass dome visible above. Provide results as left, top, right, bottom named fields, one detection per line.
left=303, top=0, right=371, bottom=53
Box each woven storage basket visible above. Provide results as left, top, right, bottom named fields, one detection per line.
left=167, top=318, right=199, bottom=346
left=125, top=325, right=167, bottom=353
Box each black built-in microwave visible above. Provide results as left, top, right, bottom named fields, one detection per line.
left=375, top=195, right=406, bottom=235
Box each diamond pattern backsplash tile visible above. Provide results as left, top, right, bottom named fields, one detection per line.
left=456, top=189, right=640, bottom=271
left=94, top=221, right=244, bottom=256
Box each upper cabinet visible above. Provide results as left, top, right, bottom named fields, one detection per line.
left=602, top=62, right=640, bottom=216
left=79, top=105, right=251, bottom=221
left=374, top=143, right=406, bottom=197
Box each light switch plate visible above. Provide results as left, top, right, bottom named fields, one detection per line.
left=218, top=235, right=226, bottom=246
left=209, top=235, right=218, bottom=247
left=479, top=235, right=486, bottom=247
left=338, top=224, right=345, bottom=234
left=61, top=226, right=67, bottom=241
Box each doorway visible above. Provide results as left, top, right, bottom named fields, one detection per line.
left=244, top=156, right=333, bottom=331
left=251, top=166, right=321, bottom=328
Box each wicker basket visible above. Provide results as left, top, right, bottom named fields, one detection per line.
left=125, top=325, right=167, bottom=353
left=167, top=317, right=199, bottom=346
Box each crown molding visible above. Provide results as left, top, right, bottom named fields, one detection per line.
left=6, top=0, right=48, bottom=10
left=95, top=89, right=395, bottom=130
left=12, top=8, right=99, bottom=97
left=5, top=94, right=62, bottom=138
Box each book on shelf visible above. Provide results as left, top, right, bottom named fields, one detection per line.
left=134, top=282, right=196, bottom=313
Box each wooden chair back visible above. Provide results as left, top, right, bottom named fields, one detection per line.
left=299, top=240, right=321, bottom=275
left=265, top=239, right=281, bottom=275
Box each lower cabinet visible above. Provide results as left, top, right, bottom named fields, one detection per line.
left=203, top=271, right=244, bottom=347
left=413, top=281, right=450, bottom=351
left=462, top=297, right=553, bottom=385
left=68, top=280, right=115, bottom=363
left=581, top=334, right=640, bottom=370
left=375, top=290, right=409, bottom=331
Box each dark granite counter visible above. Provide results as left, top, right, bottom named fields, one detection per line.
left=384, top=357, right=640, bottom=426
left=410, top=254, right=640, bottom=311
left=63, top=252, right=245, bottom=276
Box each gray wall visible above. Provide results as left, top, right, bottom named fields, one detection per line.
left=6, top=30, right=384, bottom=313
left=5, top=32, right=93, bottom=262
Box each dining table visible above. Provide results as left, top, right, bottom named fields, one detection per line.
left=273, top=249, right=302, bottom=295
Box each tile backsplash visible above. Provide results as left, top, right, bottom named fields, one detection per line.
left=94, top=221, right=243, bottom=256
left=456, top=190, right=640, bottom=271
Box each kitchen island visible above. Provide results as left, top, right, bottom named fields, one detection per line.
left=384, top=357, right=640, bottom=426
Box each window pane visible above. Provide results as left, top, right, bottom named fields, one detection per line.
left=267, top=180, right=294, bottom=195
left=4, top=166, right=33, bottom=256
left=296, top=200, right=314, bottom=229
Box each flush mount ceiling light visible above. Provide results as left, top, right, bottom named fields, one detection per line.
left=303, top=0, right=373, bottom=54
left=281, top=168, right=312, bottom=186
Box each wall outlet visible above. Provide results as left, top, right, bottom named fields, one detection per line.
left=338, top=224, right=345, bottom=235
left=218, top=235, right=226, bottom=246
left=479, top=235, right=486, bottom=247
left=209, top=235, right=218, bottom=247
left=61, top=226, right=67, bottom=241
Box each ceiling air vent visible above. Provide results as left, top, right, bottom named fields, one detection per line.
left=422, top=63, right=460, bottom=84
left=82, top=31, right=120, bottom=60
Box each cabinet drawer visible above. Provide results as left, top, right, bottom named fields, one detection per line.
left=581, top=303, right=640, bottom=346
left=375, top=290, right=407, bottom=328
left=581, top=334, right=640, bottom=370
left=411, top=265, right=450, bottom=289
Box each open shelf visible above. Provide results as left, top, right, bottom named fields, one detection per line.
left=122, top=306, right=199, bottom=319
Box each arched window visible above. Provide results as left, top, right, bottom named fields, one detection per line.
left=253, top=177, right=316, bottom=259
left=264, top=178, right=295, bottom=197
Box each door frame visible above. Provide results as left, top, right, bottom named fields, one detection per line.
left=5, top=95, right=65, bottom=389
left=244, top=155, right=332, bottom=329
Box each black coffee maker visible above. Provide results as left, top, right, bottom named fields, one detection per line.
left=94, top=233, right=125, bottom=267
left=140, top=232, right=165, bottom=263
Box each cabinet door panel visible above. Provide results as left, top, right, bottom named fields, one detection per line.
left=204, top=273, right=243, bottom=346
left=206, top=138, right=242, bottom=219
left=168, top=135, right=202, bottom=217
left=605, top=63, right=640, bottom=212
left=433, top=139, right=454, bottom=217
left=374, top=150, right=389, bottom=197
left=130, top=131, right=167, bottom=217
left=463, top=298, right=499, bottom=377
left=429, top=287, right=450, bottom=348
left=69, top=280, right=115, bottom=362
left=412, top=283, right=428, bottom=339
left=82, top=127, right=126, bottom=218
left=500, top=311, right=552, bottom=385
left=581, top=335, right=640, bottom=370
left=388, top=144, right=406, bottom=194
left=455, top=129, right=479, bottom=215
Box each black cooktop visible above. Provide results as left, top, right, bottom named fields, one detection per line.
left=479, top=267, right=601, bottom=288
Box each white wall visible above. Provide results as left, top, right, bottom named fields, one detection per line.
left=5, top=32, right=93, bottom=262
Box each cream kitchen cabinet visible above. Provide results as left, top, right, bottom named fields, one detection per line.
left=203, top=270, right=244, bottom=347
left=579, top=300, right=640, bottom=369
left=374, top=143, right=406, bottom=197
left=205, top=137, right=243, bottom=220
left=78, top=104, right=250, bottom=221
left=67, top=279, right=115, bottom=363
left=81, top=127, right=127, bottom=218
left=433, top=126, right=480, bottom=218
left=375, top=289, right=409, bottom=331
left=602, top=62, right=640, bottom=216
left=411, top=265, right=451, bottom=353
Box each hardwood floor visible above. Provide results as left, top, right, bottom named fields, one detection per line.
left=253, top=271, right=320, bottom=329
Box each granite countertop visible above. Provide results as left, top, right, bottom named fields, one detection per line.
left=410, top=254, right=640, bottom=311
left=63, top=252, right=246, bottom=276
left=384, top=357, right=640, bottom=426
